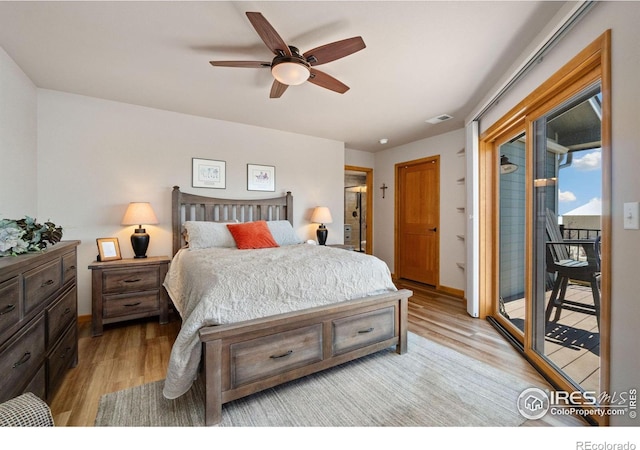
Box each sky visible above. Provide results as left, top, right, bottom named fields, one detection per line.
left=557, top=148, right=602, bottom=217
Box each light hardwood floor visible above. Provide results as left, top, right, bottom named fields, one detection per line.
left=49, top=284, right=588, bottom=426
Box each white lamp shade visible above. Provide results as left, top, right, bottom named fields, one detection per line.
left=311, top=206, right=333, bottom=224
left=121, top=202, right=158, bottom=226
left=271, top=62, right=310, bottom=86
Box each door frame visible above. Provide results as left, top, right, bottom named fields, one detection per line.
left=394, top=155, right=441, bottom=288
left=344, top=165, right=373, bottom=254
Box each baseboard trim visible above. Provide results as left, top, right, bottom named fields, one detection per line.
left=78, top=314, right=91, bottom=324
left=438, top=285, right=465, bottom=299
left=393, top=278, right=465, bottom=301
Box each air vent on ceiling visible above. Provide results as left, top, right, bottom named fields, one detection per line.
left=426, top=114, right=453, bottom=124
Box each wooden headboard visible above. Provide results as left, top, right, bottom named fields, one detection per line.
left=171, top=186, right=293, bottom=255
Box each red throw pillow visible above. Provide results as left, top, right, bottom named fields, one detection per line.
left=226, top=221, right=279, bottom=249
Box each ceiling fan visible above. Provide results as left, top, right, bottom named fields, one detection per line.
left=209, top=12, right=366, bottom=98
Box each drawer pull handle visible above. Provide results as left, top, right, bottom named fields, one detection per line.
left=124, top=302, right=141, bottom=307
left=358, top=327, right=375, bottom=334
left=13, top=352, right=31, bottom=368
left=66, top=265, right=76, bottom=271
left=41, top=279, right=55, bottom=287
left=124, top=278, right=142, bottom=283
left=61, top=307, right=72, bottom=317
left=0, top=304, right=16, bottom=315
left=59, top=346, right=73, bottom=359
left=270, top=350, right=293, bottom=359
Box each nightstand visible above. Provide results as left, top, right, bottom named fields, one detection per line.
left=88, top=256, right=171, bottom=336
left=327, top=244, right=355, bottom=251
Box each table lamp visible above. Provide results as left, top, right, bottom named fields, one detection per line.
left=121, top=202, right=158, bottom=258
left=311, top=206, right=333, bottom=245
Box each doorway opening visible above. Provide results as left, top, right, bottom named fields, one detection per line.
left=344, top=166, right=372, bottom=254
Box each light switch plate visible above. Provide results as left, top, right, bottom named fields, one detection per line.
left=623, top=202, right=640, bottom=229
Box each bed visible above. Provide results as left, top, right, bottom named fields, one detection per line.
left=164, top=186, right=412, bottom=425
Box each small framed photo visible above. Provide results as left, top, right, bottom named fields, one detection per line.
left=96, top=237, right=122, bottom=262
left=192, top=158, right=226, bottom=189
left=247, top=164, right=275, bottom=191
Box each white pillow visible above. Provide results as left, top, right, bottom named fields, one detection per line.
left=184, top=221, right=238, bottom=249
left=267, top=220, right=302, bottom=246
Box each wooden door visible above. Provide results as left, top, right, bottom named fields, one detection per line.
left=396, top=157, right=440, bottom=286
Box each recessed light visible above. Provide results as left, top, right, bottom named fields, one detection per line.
left=379, top=138, right=389, bottom=144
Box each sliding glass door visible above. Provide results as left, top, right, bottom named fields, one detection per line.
left=480, top=32, right=610, bottom=424
left=531, top=84, right=603, bottom=393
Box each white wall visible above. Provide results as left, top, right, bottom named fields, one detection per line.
left=0, top=47, right=38, bottom=218
left=373, top=128, right=466, bottom=292
left=345, top=147, right=375, bottom=169
left=466, top=2, right=640, bottom=425
left=36, top=90, right=344, bottom=316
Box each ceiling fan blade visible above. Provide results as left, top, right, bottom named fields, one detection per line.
left=303, top=36, right=365, bottom=66
left=246, top=12, right=291, bottom=56
left=308, top=69, right=349, bottom=94
left=209, top=61, right=271, bottom=68
left=270, top=80, right=289, bottom=98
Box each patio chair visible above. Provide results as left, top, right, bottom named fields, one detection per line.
left=544, top=208, right=601, bottom=329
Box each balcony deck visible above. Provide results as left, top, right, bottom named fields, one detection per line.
left=503, top=283, right=600, bottom=392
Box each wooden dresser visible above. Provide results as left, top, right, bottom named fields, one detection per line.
left=0, top=240, right=80, bottom=404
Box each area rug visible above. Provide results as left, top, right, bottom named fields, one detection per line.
left=95, top=332, right=532, bottom=427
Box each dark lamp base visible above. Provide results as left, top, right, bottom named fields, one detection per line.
left=131, top=227, right=150, bottom=258
left=316, top=225, right=328, bottom=246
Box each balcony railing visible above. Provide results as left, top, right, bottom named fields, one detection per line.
left=560, top=225, right=601, bottom=240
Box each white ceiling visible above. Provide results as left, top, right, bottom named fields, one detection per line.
left=0, top=1, right=567, bottom=152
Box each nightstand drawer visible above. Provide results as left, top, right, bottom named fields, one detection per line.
left=102, top=266, right=159, bottom=294
left=103, top=291, right=160, bottom=319
left=332, top=306, right=395, bottom=355
left=24, top=258, right=62, bottom=314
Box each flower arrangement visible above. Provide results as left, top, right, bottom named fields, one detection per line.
left=0, top=216, right=63, bottom=256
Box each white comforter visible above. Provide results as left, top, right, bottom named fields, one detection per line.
left=162, top=244, right=397, bottom=399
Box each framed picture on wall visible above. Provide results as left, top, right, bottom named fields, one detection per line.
left=96, top=237, right=121, bottom=262
left=192, top=158, right=226, bottom=189
left=247, top=164, right=275, bottom=191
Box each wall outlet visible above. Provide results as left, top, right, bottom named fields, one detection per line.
left=623, top=202, right=640, bottom=229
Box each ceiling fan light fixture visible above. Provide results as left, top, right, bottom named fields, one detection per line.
left=271, top=59, right=310, bottom=86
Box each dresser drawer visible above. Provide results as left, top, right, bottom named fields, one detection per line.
left=103, top=291, right=159, bottom=319
left=24, top=365, right=46, bottom=400
left=0, top=277, right=20, bottom=338
left=0, top=315, right=45, bottom=403
left=62, top=251, right=77, bottom=285
left=47, top=323, right=77, bottom=396
left=230, top=324, right=323, bottom=387
left=24, top=258, right=62, bottom=314
left=46, top=286, right=77, bottom=346
left=332, top=306, right=395, bottom=355
left=102, top=266, right=159, bottom=294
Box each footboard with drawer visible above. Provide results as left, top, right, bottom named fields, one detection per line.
left=199, top=289, right=411, bottom=426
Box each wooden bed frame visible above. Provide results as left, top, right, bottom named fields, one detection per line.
left=171, top=186, right=412, bottom=426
